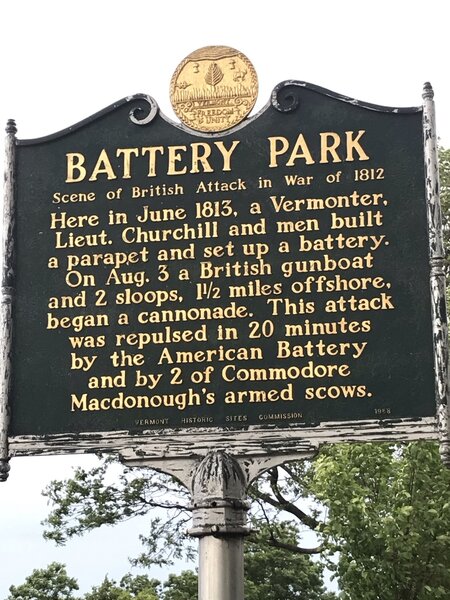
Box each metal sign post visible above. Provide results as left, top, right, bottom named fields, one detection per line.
left=422, top=83, right=450, bottom=465
left=0, top=119, right=16, bottom=482
left=190, top=452, right=249, bottom=600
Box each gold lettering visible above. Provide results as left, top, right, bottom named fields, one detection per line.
left=116, top=148, right=139, bottom=178
left=65, top=153, right=86, bottom=183
left=214, top=140, right=240, bottom=171
left=346, top=130, right=370, bottom=161
left=320, top=132, right=342, bottom=163
left=88, top=149, right=117, bottom=181
left=268, top=136, right=289, bottom=167
left=286, top=134, right=315, bottom=166
left=141, top=146, right=164, bottom=177
left=167, top=145, right=188, bottom=176
left=191, top=142, right=213, bottom=174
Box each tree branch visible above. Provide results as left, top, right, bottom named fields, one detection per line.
left=265, top=534, right=323, bottom=555
left=250, top=468, right=320, bottom=531
left=135, top=495, right=190, bottom=512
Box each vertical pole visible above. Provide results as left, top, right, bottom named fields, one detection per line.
left=422, top=83, right=450, bottom=466
left=189, top=451, right=250, bottom=600
left=0, top=119, right=16, bottom=482
left=198, top=535, right=245, bottom=600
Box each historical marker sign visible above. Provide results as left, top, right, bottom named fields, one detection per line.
left=2, top=70, right=448, bottom=463
left=2, top=51, right=448, bottom=600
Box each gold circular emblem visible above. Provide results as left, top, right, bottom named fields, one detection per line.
left=170, top=46, right=258, bottom=133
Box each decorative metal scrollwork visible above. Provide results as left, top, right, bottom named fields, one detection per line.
left=129, top=95, right=159, bottom=125
left=271, top=81, right=303, bottom=113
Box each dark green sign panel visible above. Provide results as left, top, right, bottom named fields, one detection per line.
left=11, top=82, right=435, bottom=436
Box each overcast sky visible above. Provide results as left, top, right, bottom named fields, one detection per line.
left=1, top=0, right=449, bottom=596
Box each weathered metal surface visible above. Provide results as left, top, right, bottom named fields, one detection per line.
left=271, top=80, right=422, bottom=115
left=128, top=94, right=159, bottom=126
left=198, top=534, right=245, bottom=600
left=190, top=451, right=249, bottom=536
left=422, top=83, right=450, bottom=466
left=0, top=120, right=16, bottom=481
left=9, top=416, right=437, bottom=461
left=190, top=451, right=249, bottom=600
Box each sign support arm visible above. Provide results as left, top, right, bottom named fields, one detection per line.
left=422, top=83, right=450, bottom=466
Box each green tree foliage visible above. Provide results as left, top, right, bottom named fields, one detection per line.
left=42, top=455, right=325, bottom=571
left=7, top=562, right=79, bottom=600
left=82, top=575, right=159, bottom=600
left=83, top=577, right=131, bottom=600
left=161, top=571, right=198, bottom=600
left=8, top=569, right=161, bottom=600
left=158, top=525, right=337, bottom=600
left=119, top=574, right=160, bottom=600
left=42, top=456, right=195, bottom=568
left=41, top=442, right=450, bottom=598
left=41, top=441, right=450, bottom=598
left=244, top=523, right=337, bottom=600
left=311, top=442, right=450, bottom=599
